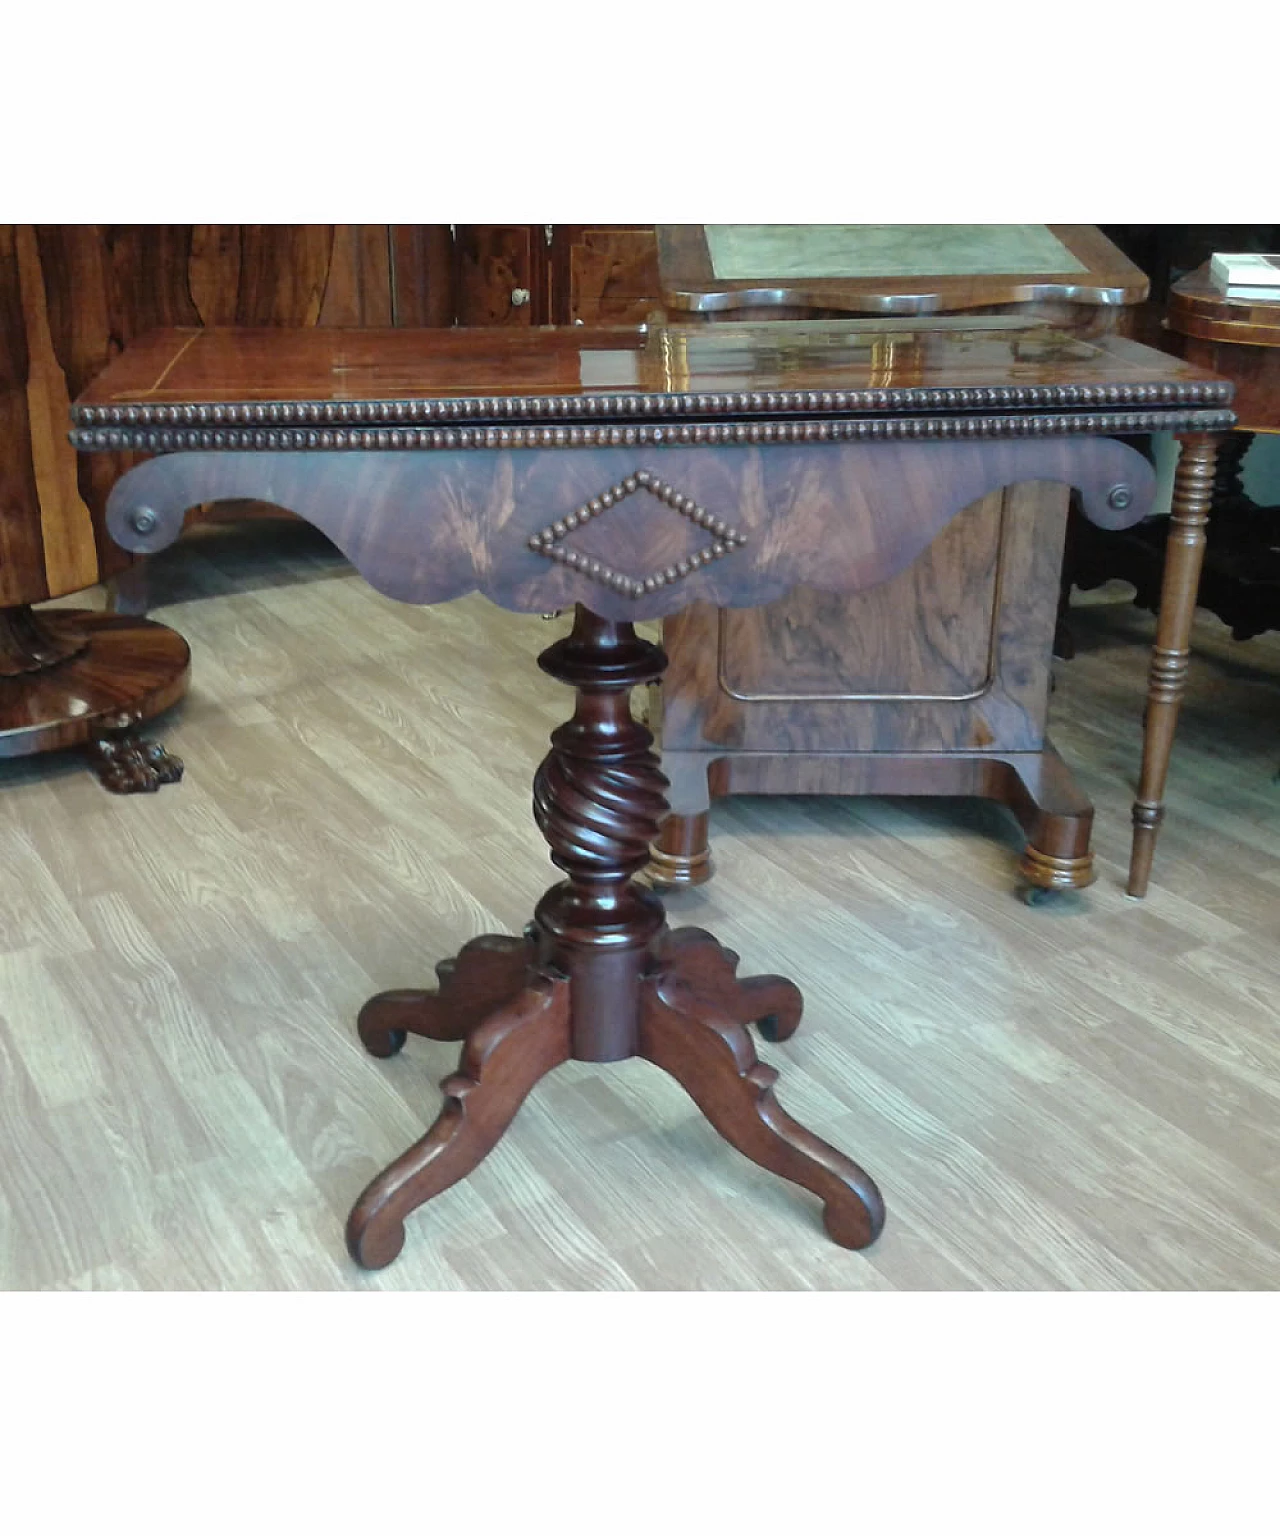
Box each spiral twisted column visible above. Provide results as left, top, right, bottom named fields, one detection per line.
left=1128, top=432, right=1221, bottom=898
left=531, top=607, right=671, bottom=1060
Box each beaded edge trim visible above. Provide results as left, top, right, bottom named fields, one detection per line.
left=71, top=379, right=1233, bottom=431
left=71, top=407, right=1237, bottom=454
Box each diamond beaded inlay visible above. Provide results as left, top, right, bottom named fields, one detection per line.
left=526, top=468, right=748, bottom=599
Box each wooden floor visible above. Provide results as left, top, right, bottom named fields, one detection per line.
left=3, top=521, right=1278, bottom=1290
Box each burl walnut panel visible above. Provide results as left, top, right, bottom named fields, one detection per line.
left=648, top=229, right=1155, bottom=884
left=660, top=481, right=1066, bottom=757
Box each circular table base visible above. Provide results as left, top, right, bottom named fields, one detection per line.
left=0, top=610, right=190, bottom=761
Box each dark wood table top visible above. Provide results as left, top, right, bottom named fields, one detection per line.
left=74, top=320, right=1228, bottom=438
left=76, top=320, right=1233, bottom=625
left=656, top=225, right=1150, bottom=317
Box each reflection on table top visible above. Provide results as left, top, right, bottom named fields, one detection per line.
left=75, top=319, right=1226, bottom=427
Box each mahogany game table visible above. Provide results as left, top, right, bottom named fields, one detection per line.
left=73, top=321, right=1232, bottom=1267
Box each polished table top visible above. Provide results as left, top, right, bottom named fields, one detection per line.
left=75, top=322, right=1234, bottom=626
left=73, top=319, right=1229, bottom=435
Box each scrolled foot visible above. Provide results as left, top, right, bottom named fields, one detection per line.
left=356, top=994, right=416, bottom=1058
left=347, top=1209, right=407, bottom=1270
left=356, top=933, right=536, bottom=1054
left=738, top=975, right=804, bottom=1042
left=639, top=943, right=884, bottom=1250
left=346, top=975, right=572, bottom=1270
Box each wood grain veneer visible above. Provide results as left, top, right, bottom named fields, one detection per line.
left=73, top=319, right=1228, bottom=419
left=1168, top=263, right=1280, bottom=436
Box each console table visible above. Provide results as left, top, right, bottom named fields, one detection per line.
left=649, top=226, right=1156, bottom=896
left=74, top=323, right=1230, bottom=1268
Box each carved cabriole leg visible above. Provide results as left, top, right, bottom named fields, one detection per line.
left=649, top=928, right=804, bottom=1042
left=346, top=977, right=572, bottom=1269
left=639, top=928, right=884, bottom=1249
left=1128, top=433, right=1221, bottom=898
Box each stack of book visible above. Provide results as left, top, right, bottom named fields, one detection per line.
left=1209, top=253, right=1280, bottom=302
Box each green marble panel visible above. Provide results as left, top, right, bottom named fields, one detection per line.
left=705, top=225, right=1086, bottom=281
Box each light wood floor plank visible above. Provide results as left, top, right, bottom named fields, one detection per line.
left=4, top=521, right=1277, bottom=1289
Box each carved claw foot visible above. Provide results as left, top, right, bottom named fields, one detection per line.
left=356, top=933, right=536, bottom=1056
left=652, top=927, right=804, bottom=1041
left=640, top=930, right=884, bottom=1249
left=346, top=974, right=572, bottom=1269
left=85, top=732, right=184, bottom=793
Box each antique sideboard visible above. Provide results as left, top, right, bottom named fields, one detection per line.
left=649, top=225, right=1159, bottom=896
left=72, top=321, right=1230, bottom=1267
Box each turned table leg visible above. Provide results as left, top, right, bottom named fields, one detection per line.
left=1128, top=432, right=1222, bottom=898
left=347, top=977, right=572, bottom=1269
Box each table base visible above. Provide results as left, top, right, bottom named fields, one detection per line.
left=346, top=925, right=884, bottom=1269
left=344, top=606, right=885, bottom=1269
